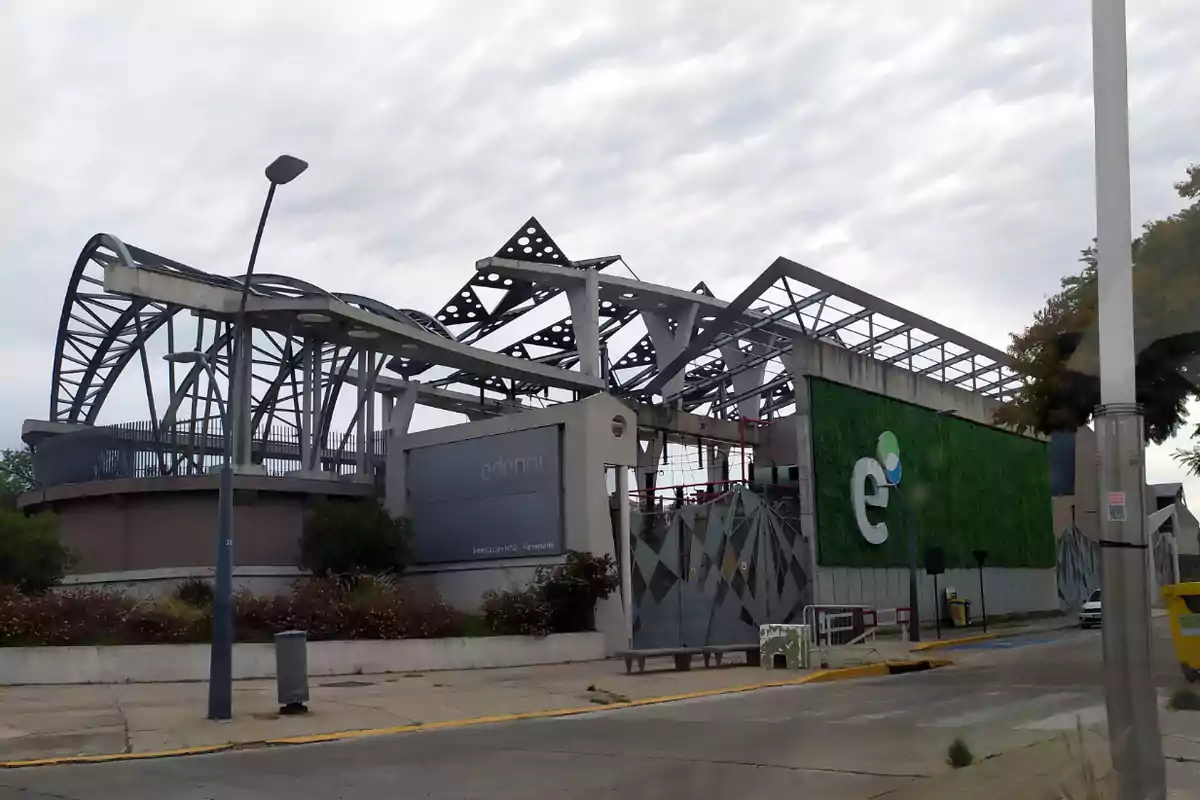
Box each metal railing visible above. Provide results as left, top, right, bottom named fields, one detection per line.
left=32, top=420, right=387, bottom=488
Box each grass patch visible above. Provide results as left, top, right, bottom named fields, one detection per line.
left=1059, top=719, right=1105, bottom=799
left=947, top=737, right=974, bottom=768
left=457, top=614, right=493, bottom=638
left=1170, top=686, right=1200, bottom=710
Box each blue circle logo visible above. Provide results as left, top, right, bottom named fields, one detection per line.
left=876, top=431, right=901, bottom=486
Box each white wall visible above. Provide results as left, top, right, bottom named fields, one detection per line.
left=815, top=566, right=1058, bottom=621
left=59, top=566, right=302, bottom=598
left=0, top=632, right=606, bottom=686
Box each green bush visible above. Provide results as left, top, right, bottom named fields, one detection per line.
left=482, top=551, right=619, bottom=636
left=481, top=587, right=552, bottom=637
left=0, top=510, right=75, bottom=594
left=538, top=551, right=619, bottom=633
left=300, top=499, right=411, bottom=579
left=125, top=597, right=211, bottom=644
left=0, top=579, right=467, bottom=647
left=172, top=577, right=214, bottom=608
left=0, top=588, right=133, bottom=646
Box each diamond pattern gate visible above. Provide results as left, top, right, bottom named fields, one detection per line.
left=629, top=487, right=813, bottom=650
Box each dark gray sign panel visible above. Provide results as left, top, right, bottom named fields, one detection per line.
left=407, top=426, right=563, bottom=564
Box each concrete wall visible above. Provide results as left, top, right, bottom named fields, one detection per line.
left=816, top=567, right=1058, bottom=621
left=391, top=393, right=638, bottom=653
left=1052, top=427, right=1100, bottom=541
left=0, top=632, right=606, bottom=686
left=59, top=566, right=305, bottom=598
left=776, top=337, right=1056, bottom=620
left=19, top=475, right=372, bottom=574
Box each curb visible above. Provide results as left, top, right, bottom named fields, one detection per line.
left=0, top=657, right=951, bottom=769
left=909, top=619, right=1076, bottom=652
left=911, top=633, right=999, bottom=651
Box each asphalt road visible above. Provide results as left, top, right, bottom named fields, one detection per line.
left=0, top=623, right=1180, bottom=800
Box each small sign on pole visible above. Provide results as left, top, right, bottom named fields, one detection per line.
left=1107, top=491, right=1127, bottom=522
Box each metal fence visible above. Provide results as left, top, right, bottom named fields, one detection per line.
left=33, top=420, right=387, bottom=488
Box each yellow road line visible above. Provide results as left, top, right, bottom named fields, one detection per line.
left=0, top=657, right=951, bottom=769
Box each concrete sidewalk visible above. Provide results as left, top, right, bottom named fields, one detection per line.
left=0, top=654, right=952, bottom=765
left=0, top=614, right=1073, bottom=766
left=879, top=705, right=1200, bottom=798
left=0, top=615, right=1080, bottom=766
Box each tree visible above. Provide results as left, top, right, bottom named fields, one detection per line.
left=0, top=447, right=35, bottom=510
left=299, top=499, right=412, bottom=579
left=0, top=510, right=75, bottom=594
left=997, top=164, right=1200, bottom=446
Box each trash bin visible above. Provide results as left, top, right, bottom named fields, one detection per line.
left=1162, top=583, right=1200, bottom=682
left=948, top=599, right=971, bottom=628
left=274, top=630, right=309, bottom=714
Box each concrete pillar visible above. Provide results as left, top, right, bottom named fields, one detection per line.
left=355, top=351, right=368, bottom=474
left=299, top=338, right=313, bottom=470
left=230, top=325, right=259, bottom=473
left=706, top=444, right=731, bottom=485
left=382, top=386, right=418, bottom=518
left=566, top=269, right=601, bottom=378
left=635, top=435, right=663, bottom=497
left=782, top=337, right=818, bottom=597
left=365, top=351, right=376, bottom=462
left=617, top=466, right=632, bottom=650
left=644, top=302, right=699, bottom=404
left=308, top=341, right=323, bottom=471
left=719, top=343, right=768, bottom=421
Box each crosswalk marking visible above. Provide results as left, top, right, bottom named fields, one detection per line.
left=921, top=692, right=1082, bottom=728
left=836, top=709, right=908, bottom=723
left=1017, top=703, right=1107, bottom=731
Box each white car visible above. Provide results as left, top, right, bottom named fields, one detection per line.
left=1080, top=589, right=1102, bottom=628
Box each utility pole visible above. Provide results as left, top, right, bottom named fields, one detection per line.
left=1090, top=1, right=1165, bottom=796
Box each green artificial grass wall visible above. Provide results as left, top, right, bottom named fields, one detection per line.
left=810, top=378, right=1055, bottom=569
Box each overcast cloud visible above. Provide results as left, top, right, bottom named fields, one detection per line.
left=2, top=1, right=1198, bottom=494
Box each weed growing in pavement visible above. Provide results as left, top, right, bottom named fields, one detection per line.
left=946, top=737, right=974, bottom=768
left=1059, top=719, right=1104, bottom=800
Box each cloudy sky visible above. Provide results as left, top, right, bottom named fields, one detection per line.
left=2, top=1, right=1198, bottom=495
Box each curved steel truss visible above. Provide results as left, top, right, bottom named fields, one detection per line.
left=46, top=217, right=1023, bottom=478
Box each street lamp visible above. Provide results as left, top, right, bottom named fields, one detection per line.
left=164, top=351, right=232, bottom=720
left=230, top=155, right=309, bottom=467
left=192, top=153, right=306, bottom=723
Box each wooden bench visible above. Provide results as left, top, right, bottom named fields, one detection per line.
left=617, top=645, right=761, bottom=674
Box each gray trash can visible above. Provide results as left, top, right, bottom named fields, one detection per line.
left=274, top=630, right=309, bottom=715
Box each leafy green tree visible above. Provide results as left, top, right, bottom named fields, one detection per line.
left=0, top=510, right=75, bottom=594
left=997, top=164, right=1200, bottom=446
left=299, top=499, right=412, bottom=579
left=0, top=447, right=35, bottom=509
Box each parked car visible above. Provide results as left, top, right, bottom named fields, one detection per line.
left=1080, top=589, right=1102, bottom=628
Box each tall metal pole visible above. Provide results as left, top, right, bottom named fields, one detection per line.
left=1091, top=1, right=1165, bottom=796
left=195, top=358, right=233, bottom=722
left=209, top=181, right=276, bottom=722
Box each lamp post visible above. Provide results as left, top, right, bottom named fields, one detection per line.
left=230, top=155, right=308, bottom=468
left=973, top=549, right=988, bottom=633
left=163, top=351, right=231, bottom=720
left=1090, top=1, right=1165, bottom=796
left=182, top=154, right=306, bottom=722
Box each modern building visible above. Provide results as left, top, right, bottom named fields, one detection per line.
left=21, top=219, right=1061, bottom=652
